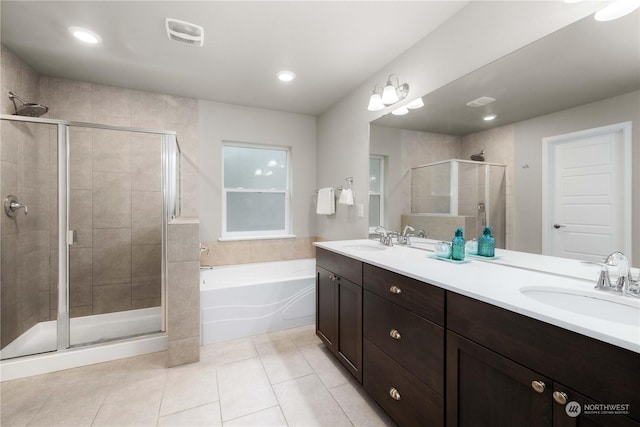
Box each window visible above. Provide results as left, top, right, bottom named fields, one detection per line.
left=222, top=143, right=291, bottom=239
left=369, top=155, right=385, bottom=233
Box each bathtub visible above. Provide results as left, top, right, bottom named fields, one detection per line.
left=200, top=258, right=316, bottom=344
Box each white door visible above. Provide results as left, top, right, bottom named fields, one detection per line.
left=542, top=123, right=631, bottom=262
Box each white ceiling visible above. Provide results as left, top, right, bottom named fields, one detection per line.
left=0, top=1, right=468, bottom=116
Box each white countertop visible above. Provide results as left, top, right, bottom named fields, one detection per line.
left=314, top=239, right=640, bottom=353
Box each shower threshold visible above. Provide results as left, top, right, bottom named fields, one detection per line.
left=1, top=307, right=162, bottom=360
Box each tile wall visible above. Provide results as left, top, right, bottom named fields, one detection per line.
left=199, top=237, right=318, bottom=266
left=1, top=44, right=200, bottom=363
left=0, top=46, right=52, bottom=348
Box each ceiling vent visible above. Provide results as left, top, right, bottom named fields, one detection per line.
left=165, top=18, right=204, bottom=47
left=465, top=96, right=496, bottom=107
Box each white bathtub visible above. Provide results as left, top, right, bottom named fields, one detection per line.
left=200, top=258, right=316, bottom=344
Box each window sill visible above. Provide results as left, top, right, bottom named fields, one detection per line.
left=218, top=234, right=297, bottom=242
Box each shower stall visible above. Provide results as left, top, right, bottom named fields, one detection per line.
left=403, top=159, right=506, bottom=246
left=0, top=114, right=181, bottom=367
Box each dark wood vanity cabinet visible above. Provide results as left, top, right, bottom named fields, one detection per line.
left=315, top=248, right=363, bottom=382
left=362, top=264, right=446, bottom=427
left=316, top=249, right=639, bottom=426
left=447, top=292, right=640, bottom=427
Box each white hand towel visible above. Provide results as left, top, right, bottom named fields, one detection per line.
left=316, top=187, right=335, bottom=215
left=338, top=188, right=354, bottom=206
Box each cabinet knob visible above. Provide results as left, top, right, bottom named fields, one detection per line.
left=389, top=387, right=401, bottom=401
left=389, top=329, right=402, bottom=340
left=389, top=285, right=402, bottom=294
left=553, top=391, right=568, bottom=405
left=531, top=380, right=546, bottom=393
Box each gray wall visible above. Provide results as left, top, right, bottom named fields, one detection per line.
left=513, top=90, right=640, bottom=265
left=317, top=1, right=603, bottom=241
left=199, top=100, right=317, bottom=242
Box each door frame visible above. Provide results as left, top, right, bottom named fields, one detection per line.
left=541, top=121, right=632, bottom=258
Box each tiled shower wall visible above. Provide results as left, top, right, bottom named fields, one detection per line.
left=0, top=46, right=50, bottom=347
left=1, top=45, right=200, bottom=350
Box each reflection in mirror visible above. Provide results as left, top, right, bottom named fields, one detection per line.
left=369, top=11, right=640, bottom=263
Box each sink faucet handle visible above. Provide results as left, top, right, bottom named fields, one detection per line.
left=582, top=261, right=612, bottom=290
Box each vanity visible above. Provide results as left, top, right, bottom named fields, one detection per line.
left=314, top=240, right=640, bottom=427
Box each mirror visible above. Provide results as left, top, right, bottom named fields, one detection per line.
left=369, top=11, right=640, bottom=262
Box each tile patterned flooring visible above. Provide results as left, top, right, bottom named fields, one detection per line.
left=0, top=325, right=396, bottom=426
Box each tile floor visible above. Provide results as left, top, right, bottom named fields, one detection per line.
left=0, top=325, right=396, bottom=427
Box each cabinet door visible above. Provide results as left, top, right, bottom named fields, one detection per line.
left=336, top=276, right=363, bottom=383
left=316, top=266, right=336, bottom=351
left=552, top=383, right=640, bottom=427
left=447, top=332, right=553, bottom=427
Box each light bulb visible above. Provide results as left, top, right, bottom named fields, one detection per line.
left=69, top=27, right=102, bottom=44
left=367, top=93, right=384, bottom=111
left=382, top=83, right=400, bottom=105
left=406, top=97, right=424, bottom=109
left=483, top=114, right=497, bottom=121
left=392, top=106, right=409, bottom=116
left=595, top=0, right=640, bottom=21
left=276, top=70, right=296, bottom=82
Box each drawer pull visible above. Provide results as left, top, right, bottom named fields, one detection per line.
left=553, top=391, right=568, bottom=405
left=389, top=329, right=402, bottom=340
left=531, top=380, right=546, bottom=393
left=389, top=285, right=402, bottom=294
left=389, top=387, right=401, bottom=401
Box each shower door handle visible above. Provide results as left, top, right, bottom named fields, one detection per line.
left=67, top=230, right=78, bottom=245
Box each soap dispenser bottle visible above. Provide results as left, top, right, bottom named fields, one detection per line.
left=478, top=226, right=495, bottom=257
left=451, top=228, right=465, bottom=260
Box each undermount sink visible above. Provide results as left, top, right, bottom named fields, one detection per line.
left=342, top=243, right=387, bottom=252
left=520, top=286, right=640, bottom=325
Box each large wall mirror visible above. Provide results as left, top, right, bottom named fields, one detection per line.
left=369, top=11, right=640, bottom=264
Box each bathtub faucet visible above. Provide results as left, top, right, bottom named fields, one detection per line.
left=200, top=243, right=209, bottom=256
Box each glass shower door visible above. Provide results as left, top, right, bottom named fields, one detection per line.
left=67, top=126, right=163, bottom=347
left=0, top=119, right=59, bottom=360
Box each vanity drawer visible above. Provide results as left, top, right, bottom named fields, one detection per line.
left=363, top=264, right=444, bottom=326
left=363, top=338, right=443, bottom=427
left=316, top=248, right=362, bottom=286
left=364, top=290, right=444, bottom=395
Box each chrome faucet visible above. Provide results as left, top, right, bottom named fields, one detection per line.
left=374, top=226, right=393, bottom=246
left=398, top=225, right=414, bottom=246
left=605, top=252, right=632, bottom=293
left=199, top=243, right=209, bottom=256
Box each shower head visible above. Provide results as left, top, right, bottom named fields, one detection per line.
left=8, top=92, right=49, bottom=117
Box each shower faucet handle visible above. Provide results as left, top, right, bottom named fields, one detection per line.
left=4, top=195, right=28, bottom=217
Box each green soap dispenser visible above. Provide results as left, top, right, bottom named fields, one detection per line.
left=451, top=228, right=465, bottom=260
left=478, top=226, right=495, bottom=257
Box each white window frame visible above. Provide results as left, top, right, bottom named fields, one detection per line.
left=221, top=142, right=292, bottom=240
left=369, top=155, right=385, bottom=234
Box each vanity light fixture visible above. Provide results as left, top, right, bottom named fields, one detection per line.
left=367, top=85, right=385, bottom=111
left=406, top=97, right=425, bottom=109
left=276, top=70, right=296, bottom=82
left=367, top=75, right=409, bottom=111
left=594, top=0, right=640, bottom=21
left=483, top=114, right=497, bottom=121
left=69, top=26, right=102, bottom=44
left=392, top=106, right=409, bottom=116
left=565, top=0, right=640, bottom=21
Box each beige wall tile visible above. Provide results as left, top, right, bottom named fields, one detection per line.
left=92, top=129, right=132, bottom=173
left=91, top=83, right=133, bottom=127
left=93, top=283, right=132, bottom=314
left=167, top=261, right=199, bottom=340
left=49, top=77, right=93, bottom=122
left=131, top=90, right=167, bottom=129
left=132, top=244, right=161, bottom=281
left=132, top=191, right=162, bottom=245
left=69, top=128, right=93, bottom=190
left=167, top=336, right=200, bottom=367
left=93, top=228, right=131, bottom=286
left=92, top=172, right=131, bottom=229
left=69, top=247, right=93, bottom=308
left=168, top=223, right=199, bottom=262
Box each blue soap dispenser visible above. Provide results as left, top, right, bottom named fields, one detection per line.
left=478, top=226, right=495, bottom=257
left=451, top=228, right=465, bottom=260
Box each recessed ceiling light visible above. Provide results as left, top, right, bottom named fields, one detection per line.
left=69, top=26, right=102, bottom=44
left=276, top=70, right=296, bottom=82
left=466, top=96, right=496, bottom=107
left=483, top=114, right=497, bottom=121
